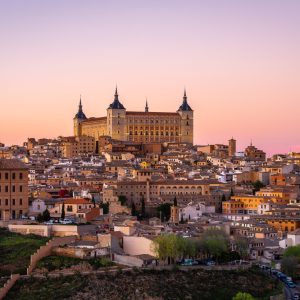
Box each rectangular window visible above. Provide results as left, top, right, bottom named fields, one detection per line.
left=5, top=186, right=8, bottom=193
left=20, top=185, right=23, bottom=192
left=5, top=173, right=9, bottom=180
left=12, top=185, right=15, bottom=192
left=12, top=173, right=16, bottom=180
left=20, top=198, right=23, bottom=205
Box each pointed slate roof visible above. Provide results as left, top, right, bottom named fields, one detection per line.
left=178, top=89, right=193, bottom=111
left=74, top=96, right=87, bottom=119
left=108, top=87, right=125, bottom=109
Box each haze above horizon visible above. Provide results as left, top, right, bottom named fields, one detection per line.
left=0, top=0, right=299, bottom=155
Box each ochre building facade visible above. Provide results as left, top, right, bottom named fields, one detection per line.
left=73, top=88, right=194, bottom=145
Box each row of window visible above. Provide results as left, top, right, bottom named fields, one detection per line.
left=129, top=125, right=179, bottom=129
left=0, top=198, right=23, bottom=206
left=129, top=131, right=179, bottom=136
left=0, top=185, right=24, bottom=193
left=0, top=172, right=24, bottom=180
left=128, top=119, right=180, bottom=124
left=0, top=210, right=24, bottom=220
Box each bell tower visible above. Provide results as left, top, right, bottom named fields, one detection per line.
left=73, top=96, right=87, bottom=136
left=107, top=87, right=127, bottom=141
left=177, top=89, right=193, bottom=144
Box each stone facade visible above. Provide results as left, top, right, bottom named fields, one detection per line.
left=0, top=159, right=28, bottom=220
left=73, top=88, right=194, bottom=145
left=61, top=136, right=95, bottom=158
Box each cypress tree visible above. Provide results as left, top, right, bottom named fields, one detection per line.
left=141, top=197, right=146, bottom=218
left=131, top=202, right=136, bottom=216
left=42, top=209, right=51, bottom=221
left=61, top=202, right=65, bottom=220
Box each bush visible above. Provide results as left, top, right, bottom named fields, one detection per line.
left=89, top=257, right=113, bottom=269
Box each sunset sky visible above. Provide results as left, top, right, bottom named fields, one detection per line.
left=0, top=0, right=299, bottom=155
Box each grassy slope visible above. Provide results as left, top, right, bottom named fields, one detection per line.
left=5, top=268, right=282, bottom=300
left=0, top=228, right=49, bottom=276
left=36, top=255, right=113, bottom=271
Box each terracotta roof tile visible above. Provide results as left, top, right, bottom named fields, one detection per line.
left=0, top=159, right=28, bottom=170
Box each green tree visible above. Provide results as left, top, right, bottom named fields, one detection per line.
left=180, top=238, right=197, bottom=258
left=100, top=202, right=109, bottom=214
left=42, top=209, right=51, bottom=222
left=180, top=214, right=184, bottom=224
left=157, top=203, right=171, bottom=221
left=36, top=213, right=43, bottom=223
left=202, top=229, right=229, bottom=261
left=252, top=180, right=265, bottom=194
left=61, top=203, right=65, bottom=220
left=232, top=292, right=255, bottom=300
left=284, top=245, right=300, bottom=258
left=152, top=234, right=197, bottom=264
left=281, top=256, right=298, bottom=278
left=281, top=245, right=300, bottom=278
left=118, top=195, right=127, bottom=206
left=173, top=196, right=177, bottom=206
left=131, top=202, right=136, bottom=216
left=141, top=196, right=146, bottom=219
left=235, top=237, right=249, bottom=259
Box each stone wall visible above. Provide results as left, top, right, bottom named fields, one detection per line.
left=0, top=274, right=20, bottom=299
left=52, top=246, right=88, bottom=259
left=114, top=254, right=143, bottom=267
left=8, top=224, right=51, bottom=237
left=123, top=236, right=155, bottom=256
left=27, top=236, right=76, bottom=275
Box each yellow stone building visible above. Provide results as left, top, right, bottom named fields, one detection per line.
left=222, top=194, right=290, bottom=215
left=73, top=88, right=194, bottom=146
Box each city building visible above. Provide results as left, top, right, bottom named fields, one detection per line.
left=244, top=143, right=266, bottom=161
left=73, top=88, right=194, bottom=145
left=60, top=136, right=95, bottom=158
left=0, top=159, right=29, bottom=220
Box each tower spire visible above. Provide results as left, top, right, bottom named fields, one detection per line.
left=145, top=98, right=149, bottom=112
left=74, top=95, right=87, bottom=120
left=79, top=94, right=82, bottom=110
left=108, top=86, right=125, bottom=109
left=178, top=88, right=192, bottom=111
left=114, top=85, right=119, bottom=102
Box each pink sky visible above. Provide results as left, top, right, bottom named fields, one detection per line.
left=0, top=1, right=299, bottom=155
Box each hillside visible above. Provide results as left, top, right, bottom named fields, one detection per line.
left=5, top=267, right=282, bottom=300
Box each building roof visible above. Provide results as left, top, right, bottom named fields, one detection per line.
left=178, top=90, right=193, bottom=111
left=60, top=198, right=91, bottom=205
left=108, top=87, right=125, bottom=109
left=126, top=111, right=180, bottom=116
left=0, top=158, right=28, bottom=170
left=74, top=97, right=87, bottom=120
left=81, top=117, right=107, bottom=124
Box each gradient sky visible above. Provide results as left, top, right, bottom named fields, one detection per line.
left=0, top=0, right=299, bottom=155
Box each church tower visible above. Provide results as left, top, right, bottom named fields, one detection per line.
left=177, top=89, right=193, bottom=144
left=73, top=96, right=87, bottom=137
left=107, top=87, right=127, bottom=141
left=228, top=137, right=236, bottom=157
